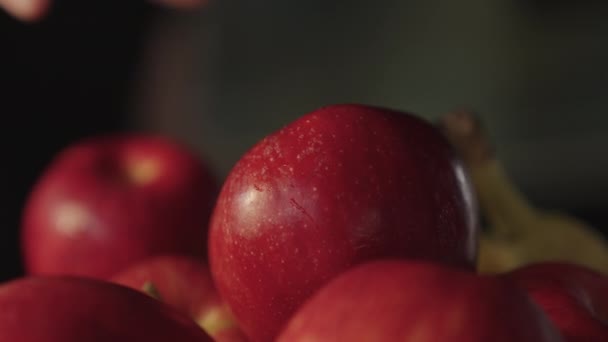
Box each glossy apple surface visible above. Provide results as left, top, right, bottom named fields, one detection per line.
left=209, top=104, right=478, bottom=341
left=21, top=134, right=218, bottom=279
left=110, top=255, right=245, bottom=341
left=506, top=262, right=608, bottom=341
left=0, top=276, right=212, bottom=342
left=278, top=260, right=563, bottom=342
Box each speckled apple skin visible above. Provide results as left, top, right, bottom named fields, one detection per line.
left=209, top=104, right=478, bottom=342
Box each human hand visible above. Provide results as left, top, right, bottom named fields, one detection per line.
left=0, top=0, right=206, bottom=21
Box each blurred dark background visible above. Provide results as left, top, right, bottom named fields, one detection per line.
left=0, top=1, right=156, bottom=280
left=1, top=0, right=607, bottom=281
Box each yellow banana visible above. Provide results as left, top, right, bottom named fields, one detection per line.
left=439, top=109, right=608, bottom=275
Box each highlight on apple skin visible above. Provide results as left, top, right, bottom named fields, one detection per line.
left=21, top=134, right=218, bottom=279
left=209, top=104, right=479, bottom=341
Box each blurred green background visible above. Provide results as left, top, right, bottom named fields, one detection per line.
left=133, top=0, right=608, bottom=212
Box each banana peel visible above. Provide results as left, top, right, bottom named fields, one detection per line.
left=439, top=109, right=608, bottom=275
left=477, top=234, right=521, bottom=274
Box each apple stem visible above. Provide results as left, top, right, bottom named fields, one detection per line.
left=141, top=281, right=162, bottom=301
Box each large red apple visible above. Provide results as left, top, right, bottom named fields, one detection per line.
left=21, top=134, right=218, bottom=279
left=278, top=260, right=563, bottom=342
left=209, top=104, right=478, bottom=341
left=506, top=262, right=608, bottom=341
left=110, top=255, right=247, bottom=341
left=0, top=275, right=213, bottom=342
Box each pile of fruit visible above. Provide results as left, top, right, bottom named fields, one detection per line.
left=3, top=104, right=608, bottom=342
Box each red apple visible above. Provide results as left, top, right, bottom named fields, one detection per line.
left=209, top=104, right=478, bottom=341
left=0, top=275, right=213, bottom=342
left=110, top=255, right=247, bottom=341
left=212, top=328, right=250, bottom=342
left=21, top=134, right=218, bottom=279
left=278, top=260, right=563, bottom=342
left=506, top=262, right=608, bottom=341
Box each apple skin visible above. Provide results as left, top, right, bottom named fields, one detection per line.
left=110, top=255, right=246, bottom=341
left=209, top=104, right=478, bottom=341
left=0, top=276, right=213, bottom=342
left=21, top=134, right=218, bottom=279
left=213, top=328, right=250, bottom=342
left=277, top=260, right=563, bottom=342
left=505, top=262, right=608, bottom=342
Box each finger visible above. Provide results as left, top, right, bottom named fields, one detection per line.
left=0, top=0, right=50, bottom=21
